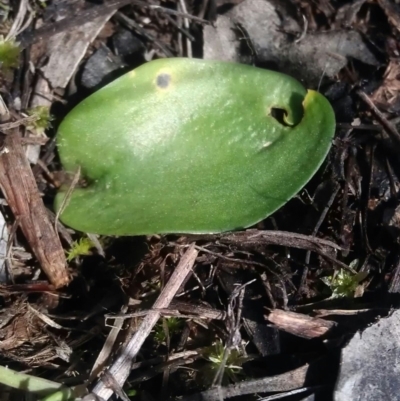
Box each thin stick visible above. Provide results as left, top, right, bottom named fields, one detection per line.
left=181, top=363, right=310, bottom=401
left=115, top=11, right=174, bottom=58
left=91, top=244, right=198, bottom=400
left=54, top=166, right=81, bottom=233
left=163, top=12, right=195, bottom=42
left=147, top=3, right=208, bottom=24
left=178, top=0, right=192, bottom=58
left=357, top=90, right=400, bottom=147
left=300, top=183, right=340, bottom=295
left=6, top=0, right=32, bottom=40
left=0, top=115, right=38, bottom=131
left=258, top=386, right=319, bottom=400
left=89, top=306, right=128, bottom=383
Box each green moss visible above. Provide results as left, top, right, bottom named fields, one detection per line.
left=0, top=37, right=20, bottom=69
left=66, top=237, right=94, bottom=262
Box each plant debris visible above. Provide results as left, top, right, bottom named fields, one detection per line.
left=1, top=0, right=400, bottom=400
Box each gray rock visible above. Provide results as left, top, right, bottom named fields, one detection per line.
left=81, top=46, right=124, bottom=89
left=334, top=310, right=400, bottom=400
left=203, top=0, right=379, bottom=87
left=112, top=28, right=144, bottom=57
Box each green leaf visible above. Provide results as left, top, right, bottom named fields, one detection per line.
left=0, top=365, right=79, bottom=400
left=55, top=58, right=335, bottom=235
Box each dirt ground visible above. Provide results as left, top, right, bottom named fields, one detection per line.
left=1, top=0, right=400, bottom=400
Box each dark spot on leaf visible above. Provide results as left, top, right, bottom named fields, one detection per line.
left=156, top=73, right=171, bottom=88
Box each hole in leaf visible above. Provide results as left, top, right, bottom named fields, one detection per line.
left=270, top=107, right=290, bottom=126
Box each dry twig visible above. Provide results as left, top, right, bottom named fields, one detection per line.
left=0, top=131, right=69, bottom=288
left=182, top=363, right=310, bottom=401
left=357, top=90, right=400, bottom=148
left=91, top=244, right=198, bottom=399
left=265, top=308, right=336, bottom=339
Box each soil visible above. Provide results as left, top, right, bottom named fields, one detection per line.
left=1, top=1, right=400, bottom=400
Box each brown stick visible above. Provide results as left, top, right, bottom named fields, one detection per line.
left=0, top=131, right=70, bottom=288
left=357, top=90, right=400, bottom=148
left=91, top=244, right=198, bottom=400
left=182, top=363, right=310, bottom=401
left=265, top=308, right=336, bottom=339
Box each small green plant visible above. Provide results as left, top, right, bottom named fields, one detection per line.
left=66, top=237, right=94, bottom=262
left=37, top=0, right=49, bottom=8
left=0, top=36, right=20, bottom=69
left=126, top=388, right=137, bottom=397
left=201, top=340, right=246, bottom=385
left=321, top=265, right=368, bottom=298
left=27, top=105, right=53, bottom=134
left=154, top=317, right=184, bottom=344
